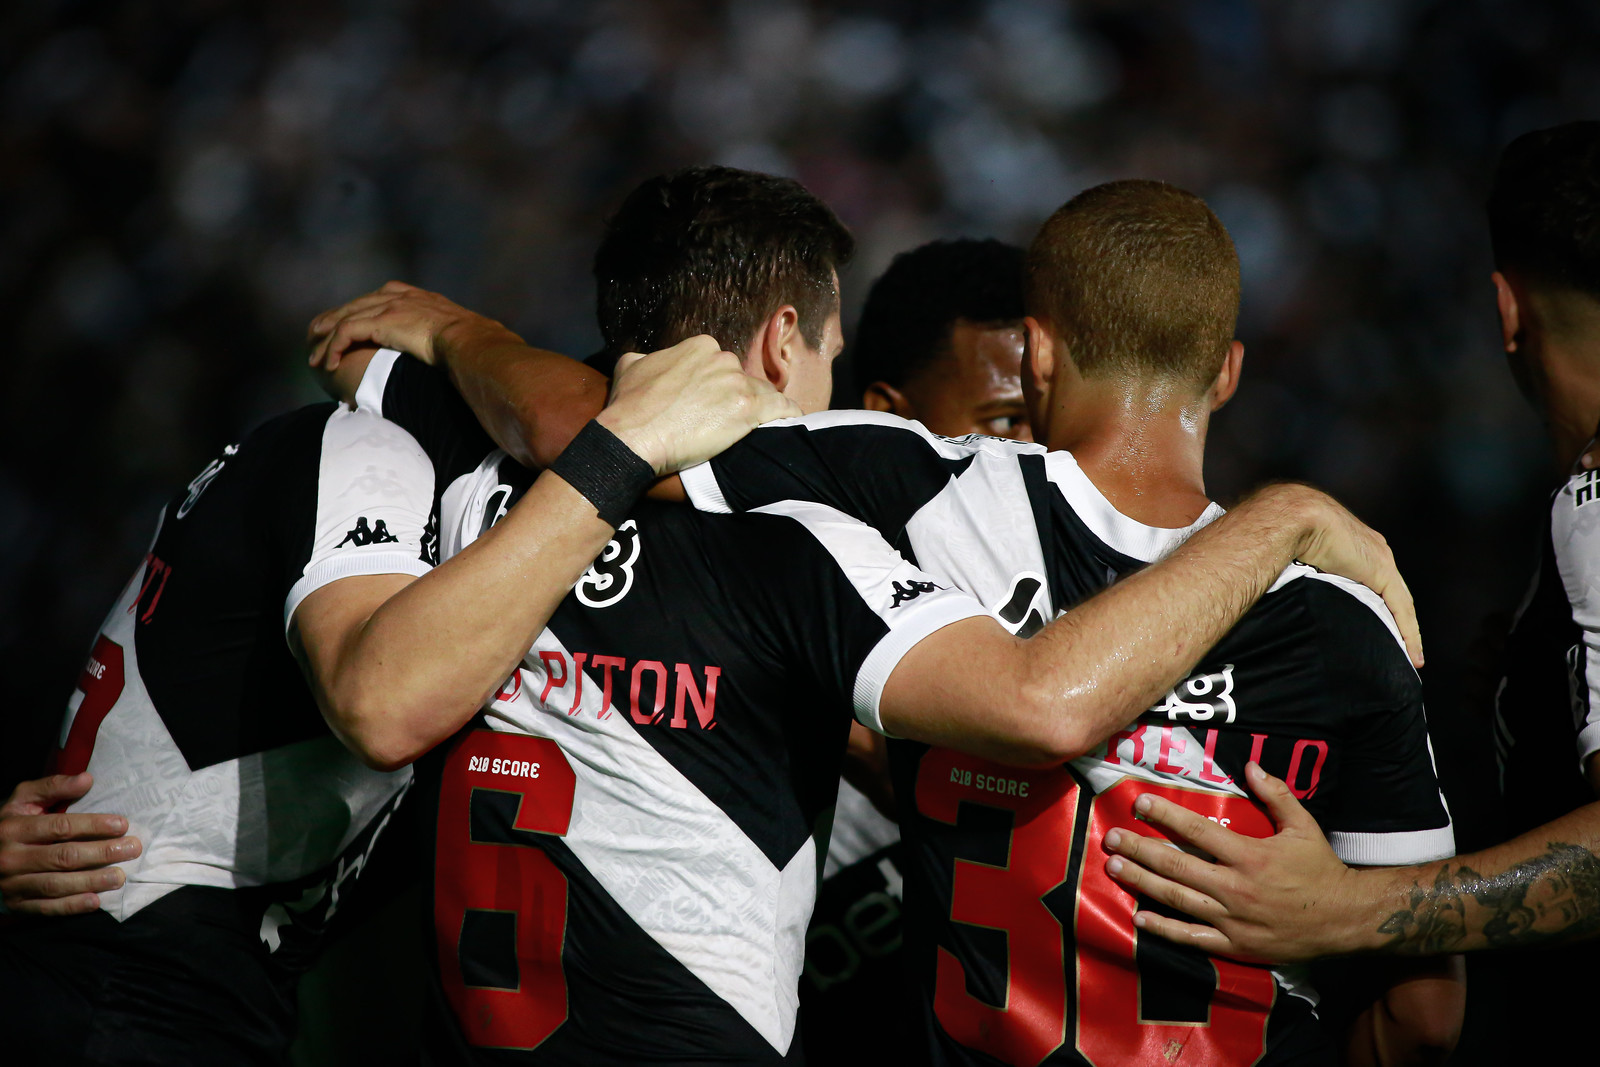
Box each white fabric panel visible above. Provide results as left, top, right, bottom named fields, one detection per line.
left=482, top=629, right=813, bottom=1054
left=1553, top=467, right=1600, bottom=769
left=281, top=405, right=436, bottom=631
left=824, top=780, right=899, bottom=880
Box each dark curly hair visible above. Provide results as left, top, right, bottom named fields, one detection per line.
left=851, top=239, right=1025, bottom=395
left=1489, top=122, right=1600, bottom=298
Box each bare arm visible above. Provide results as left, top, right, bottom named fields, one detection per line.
left=293, top=338, right=799, bottom=771
left=308, top=281, right=606, bottom=468
left=0, top=774, right=141, bottom=916
left=881, top=482, right=1422, bottom=764
left=1102, top=762, right=1600, bottom=960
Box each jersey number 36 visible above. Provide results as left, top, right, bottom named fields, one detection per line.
left=915, top=753, right=1276, bottom=1066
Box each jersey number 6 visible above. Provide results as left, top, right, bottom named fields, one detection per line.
left=435, top=729, right=577, bottom=1051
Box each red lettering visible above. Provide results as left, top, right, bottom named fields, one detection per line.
left=140, top=560, right=172, bottom=623
left=1247, top=732, right=1268, bottom=766
left=672, top=664, right=721, bottom=729
left=592, top=655, right=626, bottom=720
left=494, top=669, right=522, bottom=703
left=630, top=660, right=668, bottom=725
left=538, top=651, right=568, bottom=704
left=568, top=653, right=587, bottom=715
left=1155, top=726, right=1187, bottom=774
left=1286, top=739, right=1329, bottom=799
left=1110, top=727, right=1145, bottom=765
left=1199, top=729, right=1230, bottom=784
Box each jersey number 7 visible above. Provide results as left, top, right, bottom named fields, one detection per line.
left=435, top=729, right=577, bottom=1051
left=915, top=752, right=1276, bottom=1066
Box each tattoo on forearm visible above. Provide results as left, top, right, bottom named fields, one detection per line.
left=1376, top=843, right=1600, bottom=953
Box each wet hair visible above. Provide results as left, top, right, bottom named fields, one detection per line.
left=593, top=166, right=854, bottom=358
left=1025, top=179, right=1239, bottom=390
left=851, top=239, right=1025, bottom=396
left=1488, top=122, right=1600, bottom=299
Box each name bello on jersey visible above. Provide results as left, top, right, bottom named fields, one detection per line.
left=501, top=650, right=723, bottom=730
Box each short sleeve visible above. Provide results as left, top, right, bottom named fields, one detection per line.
left=748, top=499, right=994, bottom=735
left=681, top=410, right=1041, bottom=542
left=281, top=407, right=437, bottom=632
left=1553, top=468, right=1600, bottom=768
left=355, top=348, right=499, bottom=490
left=1308, top=578, right=1455, bottom=866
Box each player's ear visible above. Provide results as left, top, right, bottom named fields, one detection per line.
left=752, top=306, right=801, bottom=393
left=862, top=381, right=915, bottom=418
left=1023, top=317, right=1055, bottom=390
left=1209, top=340, right=1244, bottom=412
left=1493, top=270, right=1521, bottom=353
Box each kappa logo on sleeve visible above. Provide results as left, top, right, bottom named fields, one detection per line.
left=337, top=517, right=400, bottom=547
left=576, top=520, right=641, bottom=608
left=889, top=579, right=940, bottom=609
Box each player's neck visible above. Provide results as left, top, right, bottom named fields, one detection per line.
left=1045, top=381, right=1213, bottom=528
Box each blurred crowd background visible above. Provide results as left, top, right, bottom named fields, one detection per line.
left=1, top=0, right=1596, bottom=1059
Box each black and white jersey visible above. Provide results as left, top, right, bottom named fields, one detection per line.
left=44, top=402, right=432, bottom=957
left=681, top=410, right=1455, bottom=1067
left=1496, top=463, right=1600, bottom=832
left=358, top=351, right=991, bottom=1064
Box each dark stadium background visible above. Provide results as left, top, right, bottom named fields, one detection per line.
left=2, top=1, right=1595, bottom=1063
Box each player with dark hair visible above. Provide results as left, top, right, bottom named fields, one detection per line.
left=0, top=327, right=783, bottom=1064
left=1096, top=122, right=1600, bottom=1027
left=306, top=166, right=1418, bottom=1064
left=853, top=238, right=1031, bottom=441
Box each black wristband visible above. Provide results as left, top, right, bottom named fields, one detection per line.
left=549, top=419, right=656, bottom=527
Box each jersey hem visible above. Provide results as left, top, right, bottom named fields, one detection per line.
left=282, top=552, right=433, bottom=634
left=851, top=600, right=991, bottom=736
left=680, top=462, right=731, bottom=514
left=353, top=348, right=403, bottom=414
left=1327, top=824, right=1455, bottom=866
left=1577, top=722, right=1600, bottom=771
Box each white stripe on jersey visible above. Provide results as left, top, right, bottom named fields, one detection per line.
left=747, top=499, right=993, bottom=735
left=448, top=464, right=991, bottom=1053
left=485, top=632, right=815, bottom=1054
left=1553, top=467, right=1600, bottom=769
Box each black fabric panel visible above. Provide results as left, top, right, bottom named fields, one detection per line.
left=708, top=421, right=973, bottom=544
left=135, top=404, right=335, bottom=771
left=0, top=886, right=301, bottom=1066
left=1498, top=501, right=1593, bottom=834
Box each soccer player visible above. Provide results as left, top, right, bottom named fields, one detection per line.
left=306, top=167, right=1419, bottom=1064
left=0, top=338, right=788, bottom=1062
left=1096, top=124, right=1600, bottom=1022
left=673, top=180, right=1466, bottom=1066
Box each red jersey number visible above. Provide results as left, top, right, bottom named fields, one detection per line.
left=915, top=756, right=1276, bottom=1067
left=49, top=634, right=126, bottom=788
left=434, top=730, right=576, bottom=1051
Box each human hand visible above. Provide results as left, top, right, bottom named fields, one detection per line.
left=1252, top=484, right=1422, bottom=667
left=307, top=281, right=523, bottom=370
left=595, top=336, right=801, bottom=475
left=0, top=773, right=141, bottom=916
left=1099, top=762, right=1375, bottom=963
